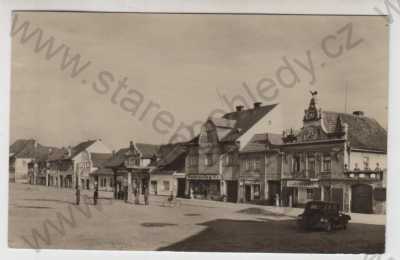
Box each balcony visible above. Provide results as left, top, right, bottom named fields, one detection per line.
left=344, top=170, right=383, bottom=181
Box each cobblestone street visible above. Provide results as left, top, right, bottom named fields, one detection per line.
left=8, top=183, right=385, bottom=253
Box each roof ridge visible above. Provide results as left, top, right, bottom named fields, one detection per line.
left=223, top=103, right=278, bottom=117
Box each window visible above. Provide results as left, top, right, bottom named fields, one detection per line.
left=308, top=157, right=316, bottom=178
left=322, top=155, right=331, bottom=172
left=224, top=154, right=233, bottom=166
left=207, top=130, right=213, bottom=143
left=307, top=189, right=314, bottom=200
left=100, top=177, right=107, bottom=187
left=163, top=181, right=170, bottom=191
left=253, top=184, right=261, bottom=199
left=292, top=155, right=300, bottom=172
left=188, top=155, right=197, bottom=166
left=244, top=159, right=251, bottom=170
left=255, top=159, right=261, bottom=170
left=363, top=156, right=370, bottom=170
left=205, top=154, right=213, bottom=166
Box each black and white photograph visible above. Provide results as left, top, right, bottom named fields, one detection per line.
left=1, top=1, right=398, bottom=258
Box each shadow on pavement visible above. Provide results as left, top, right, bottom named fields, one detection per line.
left=158, top=218, right=385, bottom=253
left=141, top=222, right=178, bottom=227
left=22, top=198, right=74, bottom=205
left=15, top=205, right=53, bottom=210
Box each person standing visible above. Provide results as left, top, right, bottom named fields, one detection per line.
left=133, top=181, right=140, bottom=204
left=144, top=185, right=149, bottom=206
left=93, top=182, right=98, bottom=205
left=75, top=186, right=80, bottom=205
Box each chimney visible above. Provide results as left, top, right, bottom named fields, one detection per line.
left=254, top=102, right=262, bottom=109
left=353, top=111, right=364, bottom=117
left=236, top=105, right=244, bottom=112
left=112, top=150, right=116, bottom=157
left=129, top=141, right=134, bottom=150
left=33, top=140, right=38, bottom=149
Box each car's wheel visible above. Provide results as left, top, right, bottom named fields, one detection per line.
left=325, top=222, right=333, bottom=232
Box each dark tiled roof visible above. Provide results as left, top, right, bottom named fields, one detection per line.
left=221, top=104, right=278, bottom=142
left=209, top=117, right=236, bottom=128
left=10, top=139, right=35, bottom=155
left=154, top=142, right=188, bottom=170
left=104, top=148, right=130, bottom=168
left=11, top=139, right=59, bottom=161
left=91, top=153, right=112, bottom=168
left=323, top=111, right=387, bottom=152
left=47, top=147, right=70, bottom=161
left=241, top=133, right=282, bottom=153
left=70, top=140, right=97, bottom=158
left=136, top=143, right=160, bottom=159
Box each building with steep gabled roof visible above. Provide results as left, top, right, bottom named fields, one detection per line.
left=98, top=141, right=159, bottom=199
left=185, top=102, right=278, bottom=202
left=45, top=139, right=111, bottom=189
left=239, top=133, right=283, bottom=204
left=9, top=139, right=57, bottom=183
left=280, top=92, right=387, bottom=214
left=149, top=142, right=188, bottom=197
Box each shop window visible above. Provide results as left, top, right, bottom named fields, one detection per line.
left=322, top=155, right=331, bottom=172
left=163, top=181, right=170, bottom=191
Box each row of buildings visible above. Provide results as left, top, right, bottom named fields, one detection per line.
left=9, top=92, right=387, bottom=214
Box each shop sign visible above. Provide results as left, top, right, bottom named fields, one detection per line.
left=187, top=174, right=221, bottom=180
left=286, top=180, right=319, bottom=188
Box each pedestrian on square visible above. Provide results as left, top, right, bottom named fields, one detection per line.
left=123, top=185, right=128, bottom=203
left=93, top=182, right=98, bottom=205
left=144, top=185, right=149, bottom=206
left=133, top=183, right=140, bottom=204
left=75, top=186, right=80, bottom=205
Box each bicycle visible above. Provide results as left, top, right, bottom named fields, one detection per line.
left=161, top=194, right=182, bottom=207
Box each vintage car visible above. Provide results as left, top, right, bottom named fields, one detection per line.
left=296, top=201, right=351, bottom=232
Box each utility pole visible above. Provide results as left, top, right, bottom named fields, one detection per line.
left=345, top=82, right=348, bottom=113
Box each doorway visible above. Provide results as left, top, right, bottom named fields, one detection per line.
left=226, top=180, right=238, bottom=202
left=245, top=185, right=251, bottom=202
left=177, top=178, right=186, bottom=198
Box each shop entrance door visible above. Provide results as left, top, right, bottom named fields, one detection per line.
left=177, top=178, right=186, bottom=198
left=245, top=185, right=251, bottom=202
left=226, top=180, right=238, bottom=202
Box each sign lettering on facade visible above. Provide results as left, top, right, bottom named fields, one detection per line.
left=187, top=174, right=221, bottom=180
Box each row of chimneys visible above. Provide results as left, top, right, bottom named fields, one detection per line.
left=236, top=102, right=262, bottom=112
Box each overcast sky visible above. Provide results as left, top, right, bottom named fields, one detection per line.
left=10, top=12, right=388, bottom=149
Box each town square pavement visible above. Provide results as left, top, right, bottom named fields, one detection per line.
left=8, top=183, right=385, bottom=253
